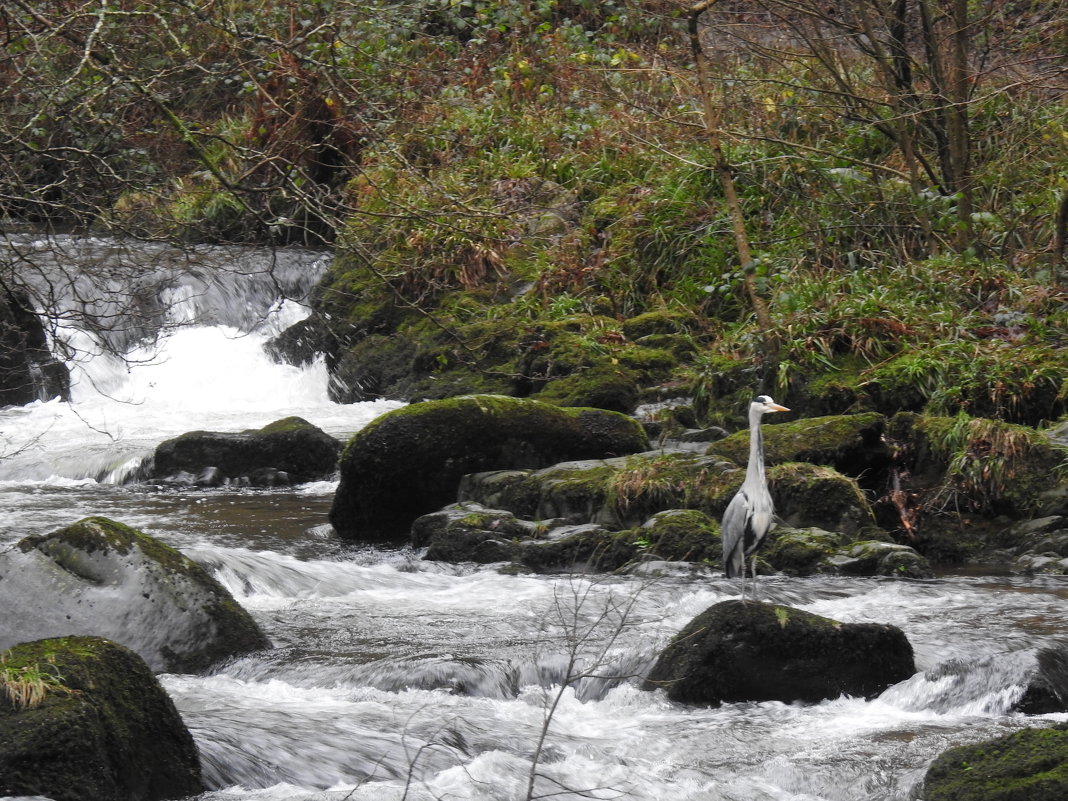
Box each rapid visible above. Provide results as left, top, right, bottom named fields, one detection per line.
left=1, top=236, right=1065, bottom=801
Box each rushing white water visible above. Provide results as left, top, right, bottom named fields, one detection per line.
left=2, top=237, right=1066, bottom=801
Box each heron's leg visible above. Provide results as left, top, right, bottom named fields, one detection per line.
left=751, top=558, right=759, bottom=601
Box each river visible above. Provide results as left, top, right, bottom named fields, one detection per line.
left=1, top=236, right=1065, bottom=801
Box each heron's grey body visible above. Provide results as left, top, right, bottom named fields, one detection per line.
left=721, top=395, right=790, bottom=587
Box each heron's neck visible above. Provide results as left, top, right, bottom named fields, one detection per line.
left=746, top=409, right=766, bottom=484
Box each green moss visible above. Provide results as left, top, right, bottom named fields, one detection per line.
left=764, top=527, right=845, bottom=576
left=256, top=416, right=316, bottom=434
left=534, top=366, right=641, bottom=412
left=924, top=723, right=1068, bottom=801
left=707, top=412, right=887, bottom=477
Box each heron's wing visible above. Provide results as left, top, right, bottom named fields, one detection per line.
left=722, top=486, right=776, bottom=578
left=721, top=489, right=751, bottom=578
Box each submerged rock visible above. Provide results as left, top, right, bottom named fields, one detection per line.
left=0, top=516, right=270, bottom=673
left=330, top=395, right=649, bottom=540
left=923, top=722, right=1068, bottom=801
left=643, top=600, right=915, bottom=705
left=0, top=635, right=203, bottom=801
left=150, top=415, right=341, bottom=486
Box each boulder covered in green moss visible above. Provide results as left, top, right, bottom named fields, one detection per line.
left=150, top=416, right=341, bottom=486
left=533, top=365, right=641, bottom=413
left=643, top=600, right=915, bottom=705
left=768, top=462, right=877, bottom=536
left=330, top=395, right=650, bottom=539
left=0, top=517, right=270, bottom=673
left=923, top=722, right=1068, bottom=801
left=0, top=635, right=203, bottom=801
left=707, top=411, right=890, bottom=482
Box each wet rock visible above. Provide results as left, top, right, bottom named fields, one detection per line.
left=643, top=600, right=915, bottom=705
left=532, top=365, right=641, bottom=413
left=0, top=516, right=270, bottom=673
left=1005, top=516, right=1068, bottom=574
left=330, top=395, right=649, bottom=540
left=0, top=289, right=70, bottom=407
left=0, top=635, right=203, bottom=801
left=828, top=540, right=934, bottom=578
left=150, top=415, right=341, bottom=486
left=414, top=503, right=530, bottom=563
left=923, top=722, right=1068, bottom=801
left=763, top=526, right=846, bottom=575
left=1016, top=645, right=1068, bottom=714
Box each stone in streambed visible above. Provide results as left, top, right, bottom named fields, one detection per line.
left=643, top=600, right=915, bottom=705
left=0, top=516, right=270, bottom=673
left=150, top=416, right=340, bottom=486
left=330, top=395, right=649, bottom=540
left=0, top=635, right=204, bottom=801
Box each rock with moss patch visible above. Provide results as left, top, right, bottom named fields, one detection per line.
left=708, top=412, right=890, bottom=483
left=330, top=395, right=649, bottom=539
left=150, top=416, right=341, bottom=486
left=413, top=503, right=533, bottom=563
left=923, top=722, right=1068, bottom=801
left=0, top=517, right=270, bottom=673
left=643, top=599, right=915, bottom=705
left=534, top=365, right=641, bottom=413
left=828, top=539, right=934, bottom=578
left=0, top=635, right=203, bottom=801
left=627, top=509, right=721, bottom=565
left=762, top=526, right=847, bottom=575
left=768, top=462, right=877, bottom=536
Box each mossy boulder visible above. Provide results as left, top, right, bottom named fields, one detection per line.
left=768, top=462, right=877, bottom=536
left=923, top=722, right=1068, bottom=801
left=0, top=636, right=203, bottom=801
left=533, top=365, right=641, bottom=413
left=150, top=416, right=341, bottom=486
left=626, top=509, right=721, bottom=565
left=707, top=412, right=890, bottom=485
left=762, top=526, right=847, bottom=575
left=643, top=599, right=915, bottom=706
left=827, top=539, right=934, bottom=578
left=0, top=517, right=270, bottom=673
left=330, top=395, right=650, bottom=539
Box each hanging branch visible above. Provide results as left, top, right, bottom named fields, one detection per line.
left=687, top=0, right=778, bottom=358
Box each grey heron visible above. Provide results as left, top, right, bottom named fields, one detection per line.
left=721, top=394, right=790, bottom=596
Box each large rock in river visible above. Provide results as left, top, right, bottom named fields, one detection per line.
left=150, top=415, right=341, bottom=486
left=643, top=600, right=915, bottom=705
left=0, top=288, right=70, bottom=407
left=923, top=722, right=1068, bottom=801
left=330, top=395, right=650, bottom=539
left=0, top=635, right=204, bottom=801
left=0, top=516, right=270, bottom=672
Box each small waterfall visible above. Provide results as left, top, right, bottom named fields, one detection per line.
left=0, top=235, right=396, bottom=484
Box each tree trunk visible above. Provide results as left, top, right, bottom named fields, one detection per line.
left=688, top=0, right=778, bottom=357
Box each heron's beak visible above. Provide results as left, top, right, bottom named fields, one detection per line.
left=769, top=403, right=790, bottom=412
